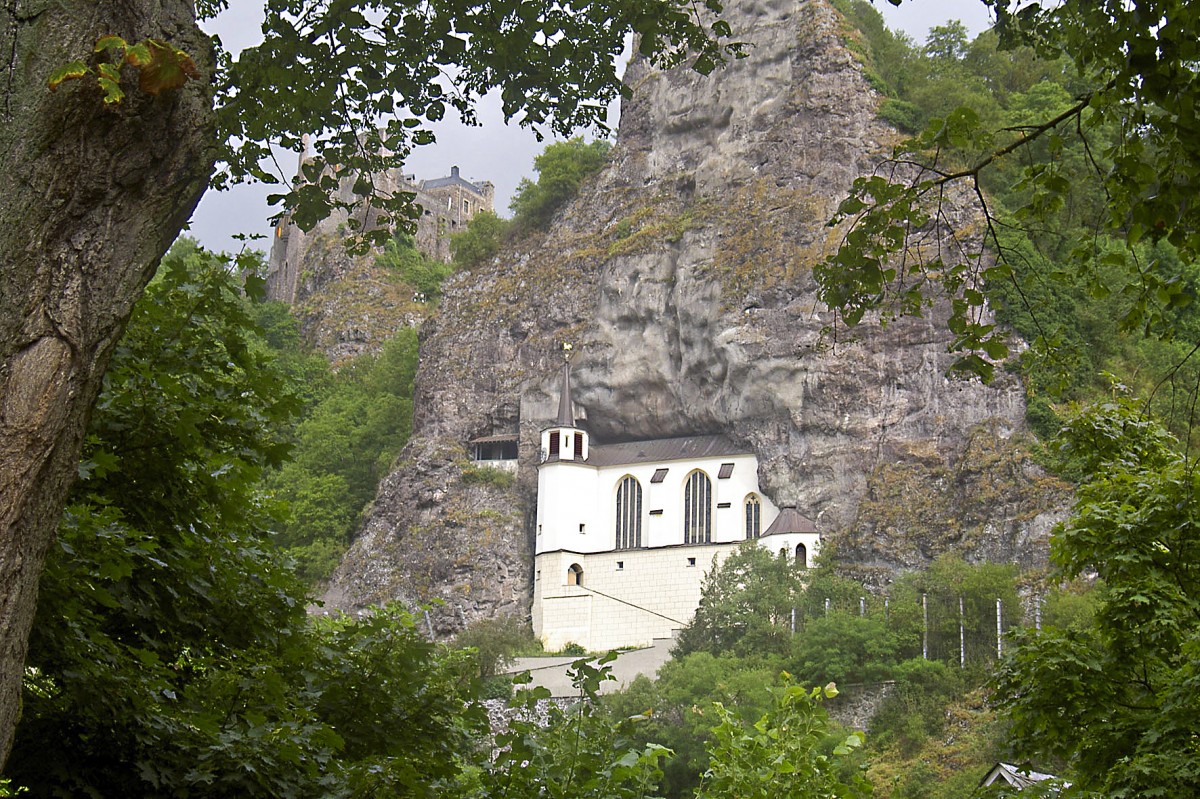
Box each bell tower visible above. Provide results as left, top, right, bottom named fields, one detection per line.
left=539, top=351, right=588, bottom=463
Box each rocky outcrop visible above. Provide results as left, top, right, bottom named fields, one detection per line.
left=286, top=234, right=433, bottom=364
left=323, top=0, right=1066, bottom=627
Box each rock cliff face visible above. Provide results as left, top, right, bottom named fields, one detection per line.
left=323, top=0, right=1068, bottom=629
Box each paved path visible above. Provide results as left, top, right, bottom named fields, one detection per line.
left=504, top=636, right=676, bottom=697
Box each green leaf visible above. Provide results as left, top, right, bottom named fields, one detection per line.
left=94, top=35, right=127, bottom=53
left=47, top=61, right=89, bottom=91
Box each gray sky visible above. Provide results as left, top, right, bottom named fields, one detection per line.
left=188, top=1, right=994, bottom=254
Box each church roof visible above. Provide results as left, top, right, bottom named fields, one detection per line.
left=763, top=507, right=818, bottom=535
left=587, top=434, right=748, bottom=467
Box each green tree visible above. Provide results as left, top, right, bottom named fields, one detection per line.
left=0, top=0, right=738, bottom=765
left=818, top=0, right=1200, bottom=385
left=466, top=655, right=672, bottom=799
left=509, top=138, right=614, bottom=230
left=451, top=211, right=512, bottom=268
left=696, top=679, right=870, bottom=799
left=7, top=243, right=483, bottom=795
left=994, top=399, right=1200, bottom=795
left=602, top=652, right=784, bottom=798
left=264, top=327, right=419, bottom=582
left=674, top=544, right=806, bottom=658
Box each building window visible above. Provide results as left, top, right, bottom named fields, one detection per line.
left=745, top=494, right=761, bottom=539
left=574, top=432, right=584, bottom=458
left=718, top=462, right=734, bottom=479
left=549, top=431, right=560, bottom=457
left=651, top=468, right=668, bottom=483
left=463, top=199, right=471, bottom=214
left=567, top=563, right=583, bottom=586
left=687, top=557, right=697, bottom=567
left=683, top=470, right=712, bottom=544
left=796, top=543, right=808, bottom=567
left=615, top=475, right=643, bottom=550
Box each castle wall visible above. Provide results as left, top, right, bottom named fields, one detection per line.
left=533, top=544, right=736, bottom=651
left=265, top=161, right=494, bottom=304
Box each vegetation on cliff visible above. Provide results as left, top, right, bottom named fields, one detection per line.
left=823, top=0, right=1200, bottom=425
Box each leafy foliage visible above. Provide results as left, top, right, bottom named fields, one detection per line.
left=49, top=35, right=199, bottom=103
left=602, top=653, right=784, bottom=798
left=265, top=328, right=420, bottom=582
left=635, top=549, right=1027, bottom=797
left=451, top=210, right=511, bottom=268
left=819, top=0, right=1200, bottom=393
left=464, top=654, right=672, bottom=799
left=9, top=242, right=482, bottom=796
left=509, top=137, right=613, bottom=231
left=994, top=399, right=1200, bottom=796
left=674, top=545, right=806, bottom=658
left=696, top=680, right=870, bottom=799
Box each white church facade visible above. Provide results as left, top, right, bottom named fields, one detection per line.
left=530, top=362, right=821, bottom=652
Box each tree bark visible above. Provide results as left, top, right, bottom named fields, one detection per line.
left=0, top=0, right=214, bottom=768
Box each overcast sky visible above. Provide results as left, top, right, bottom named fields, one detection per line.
left=188, top=1, right=994, bottom=254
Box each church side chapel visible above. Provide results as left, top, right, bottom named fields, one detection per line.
left=530, top=359, right=821, bottom=651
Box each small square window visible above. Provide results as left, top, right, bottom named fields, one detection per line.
left=651, top=468, right=668, bottom=483
left=616, top=561, right=624, bottom=570
left=718, top=463, right=735, bottom=479
left=579, top=523, right=586, bottom=533
left=687, top=557, right=696, bottom=567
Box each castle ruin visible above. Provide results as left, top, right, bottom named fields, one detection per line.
left=266, top=150, right=494, bottom=304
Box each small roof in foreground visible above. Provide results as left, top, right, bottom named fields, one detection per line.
left=980, top=762, right=1067, bottom=789
left=586, top=434, right=749, bottom=467
left=763, top=507, right=818, bottom=535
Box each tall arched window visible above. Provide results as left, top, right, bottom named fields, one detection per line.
left=615, top=476, right=643, bottom=550
left=683, top=470, right=712, bottom=544
left=745, top=494, right=761, bottom=539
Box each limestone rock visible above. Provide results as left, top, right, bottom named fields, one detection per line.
left=323, top=0, right=1066, bottom=627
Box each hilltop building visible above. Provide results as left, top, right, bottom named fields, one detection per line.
left=525, top=361, right=821, bottom=651
left=267, top=147, right=493, bottom=303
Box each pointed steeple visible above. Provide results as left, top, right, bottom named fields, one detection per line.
left=556, top=359, right=574, bottom=427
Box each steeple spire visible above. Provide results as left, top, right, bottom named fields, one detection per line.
left=556, top=357, right=574, bottom=427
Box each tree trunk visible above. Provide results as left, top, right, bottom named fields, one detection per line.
left=0, top=0, right=214, bottom=768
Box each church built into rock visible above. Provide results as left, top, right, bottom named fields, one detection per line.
left=531, top=361, right=821, bottom=651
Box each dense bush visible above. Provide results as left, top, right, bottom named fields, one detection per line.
left=509, top=137, right=612, bottom=230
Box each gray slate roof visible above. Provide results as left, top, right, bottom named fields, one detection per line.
left=763, top=507, right=818, bottom=535
left=421, top=166, right=487, bottom=192
left=586, top=434, right=749, bottom=467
